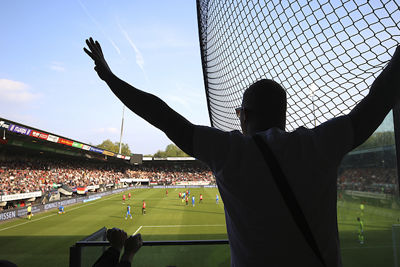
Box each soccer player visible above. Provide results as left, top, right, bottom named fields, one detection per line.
left=192, top=196, right=195, bottom=207
left=199, top=194, right=203, bottom=203
left=179, top=192, right=182, bottom=199
left=185, top=196, right=189, bottom=206
left=125, top=204, right=133, bottom=220
left=166, top=189, right=168, bottom=196
left=122, top=194, right=126, bottom=204
left=142, top=200, right=146, bottom=215
left=27, top=203, right=32, bottom=220
left=360, top=202, right=365, bottom=217
left=85, top=37, right=400, bottom=266
left=357, top=217, right=365, bottom=244
left=58, top=205, right=65, bottom=214
left=128, top=192, right=131, bottom=200
left=216, top=194, right=219, bottom=204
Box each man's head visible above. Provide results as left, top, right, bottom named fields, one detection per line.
left=238, top=79, right=287, bottom=135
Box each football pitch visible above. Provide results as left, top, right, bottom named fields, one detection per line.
left=0, top=188, right=399, bottom=267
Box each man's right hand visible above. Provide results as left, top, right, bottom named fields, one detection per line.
left=84, top=37, right=114, bottom=81
left=106, top=227, right=128, bottom=252
left=348, top=45, right=400, bottom=149
left=370, top=45, right=400, bottom=102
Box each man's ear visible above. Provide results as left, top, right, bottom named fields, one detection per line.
left=242, top=108, right=248, bottom=123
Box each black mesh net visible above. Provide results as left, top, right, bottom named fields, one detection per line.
left=197, top=0, right=400, bottom=131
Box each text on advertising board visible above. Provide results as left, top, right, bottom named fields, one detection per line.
left=9, top=124, right=32, bottom=136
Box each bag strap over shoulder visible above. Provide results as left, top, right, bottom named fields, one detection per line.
left=252, top=134, right=326, bottom=266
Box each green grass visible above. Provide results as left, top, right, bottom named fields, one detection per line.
left=0, top=187, right=228, bottom=267
left=0, top=188, right=399, bottom=266
left=338, top=198, right=400, bottom=267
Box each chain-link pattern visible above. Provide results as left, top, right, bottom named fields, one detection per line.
left=197, top=0, right=400, bottom=131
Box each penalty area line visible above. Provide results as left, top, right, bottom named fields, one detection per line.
left=133, top=226, right=143, bottom=235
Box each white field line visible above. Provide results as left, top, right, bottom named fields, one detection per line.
left=341, top=245, right=393, bottom=250
left=0, top=193, right=118, bottom=232
left=133, top=225, right=143, bottom=235
left=0, top=213, right=55, bottom=232
left=142, top=224, right=225, bottom=228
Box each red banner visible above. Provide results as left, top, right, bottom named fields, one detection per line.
left=58, top=138, right=73, bottom=146
left=31, top=130, right=49, bottom=140
left=77, top=187, right=87, bottom=195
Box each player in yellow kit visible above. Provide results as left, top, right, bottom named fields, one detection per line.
left=357, top=217, right=365, bottom=244
left=27, top=204, right=32, bottom=220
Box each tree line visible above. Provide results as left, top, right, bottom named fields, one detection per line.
left=97, top=140, right=188, bottom=157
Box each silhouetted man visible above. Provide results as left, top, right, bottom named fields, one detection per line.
left=85, top=37, right=400, bottom=266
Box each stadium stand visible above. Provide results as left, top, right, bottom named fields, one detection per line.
left=0, top=118, right=215, bottom=212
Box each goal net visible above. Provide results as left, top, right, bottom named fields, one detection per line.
left=197, top=0, right=400, bottom=131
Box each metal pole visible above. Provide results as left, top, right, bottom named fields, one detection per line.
left=119, top=105, right=125, bottom=154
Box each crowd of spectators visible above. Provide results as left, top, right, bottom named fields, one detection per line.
left=126, top=165, right=215, bottom=185
left=2, top=157, right=398, bottom=196
left=338, top=167, right=398, bottom=194
left=0, top=159, right=126, bottom=195
left=0, top=158, right=215, bottom=196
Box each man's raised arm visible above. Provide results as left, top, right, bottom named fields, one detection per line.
left=84, top=38, right=195, bottom=155
left=349, top=46, right=400, bottom=149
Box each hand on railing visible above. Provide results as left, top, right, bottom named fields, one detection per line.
left=121, top=233, right=143, bottom=264
left=94, top=228, right=142, bottom=267
left=107, top=228, right=128, bottom=253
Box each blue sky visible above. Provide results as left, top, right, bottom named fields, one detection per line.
left=1, top=1, right=399, bottom=155
left=0, top=0, right=210, bottom=154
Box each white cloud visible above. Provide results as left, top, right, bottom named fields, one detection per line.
left=50, top=62, right=66, bottom=72
left=0, top=79, right=37, bottom=103
left=78, top=0, right=121, bottom=55
left=120, top=29, right=145, bottom=71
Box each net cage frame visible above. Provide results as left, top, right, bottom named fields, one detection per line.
left=196, top=0, right=400, bottom=132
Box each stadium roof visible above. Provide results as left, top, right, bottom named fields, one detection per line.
left=0, top=117, right=131, bottom=161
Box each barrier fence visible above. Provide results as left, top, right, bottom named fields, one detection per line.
left=70, top=239, right=229, bottom=267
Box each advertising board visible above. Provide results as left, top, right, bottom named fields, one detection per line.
left=31, top=130, right=49, bottom=140
left=72, top=142, right=83, bottom=148
left=102, top=150, right=115, bottom=156
left=58, top=138, right=73, bottom=146
left=0, top=121, right=10, bottom=129
left=89, top=147, right=104, bottom=153
left=0, top=191, right=42, bottom=202
left=82, top=144, right=91, bottom=150
left=9, top=124, right=32, bottom=136
left=47, top=134, right=59, bottom=143
left=0, top=210, right=16, bottom=221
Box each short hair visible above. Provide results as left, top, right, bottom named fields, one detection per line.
left=242, top=79, right=287, bottom=125
left=0, top=260, right=18, bottom=267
